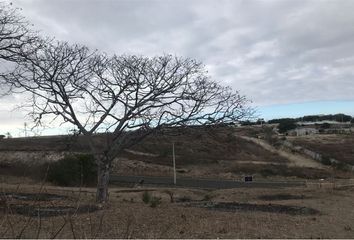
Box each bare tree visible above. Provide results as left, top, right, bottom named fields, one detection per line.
left=0, top=2, right=252, bottom=203
left=1, top=39, right=251, bottom=202
left=0, top=3, right=41, bottom=62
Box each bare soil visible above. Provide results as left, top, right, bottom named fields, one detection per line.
left=0, top=181, right=354, bottom=238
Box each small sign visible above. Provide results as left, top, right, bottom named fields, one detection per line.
left=244, top=176, right=253, bottom=182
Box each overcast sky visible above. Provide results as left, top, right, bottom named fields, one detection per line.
left=2, top=0, right=354, bottom=135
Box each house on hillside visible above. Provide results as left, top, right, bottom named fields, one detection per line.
left=288, top=127, right=318, bottom=136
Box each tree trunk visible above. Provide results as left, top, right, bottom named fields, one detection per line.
left=96, top=161, right=110, bottom=203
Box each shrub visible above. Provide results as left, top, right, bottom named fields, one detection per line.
left=149, top=196, right=162, bottom=208
left=332, top=161, right=349, bottom=171
left=142, top=191, right=151, bottom=204
left=177, top=196, right=192, bottom=202
left=260, top=168, right=277, bottom=177
left=47, top=154, right=97, bottom=186
left=159, top=148, right=170, bottom=158
left=0, top=162, right=49, bottom=181
left=320, top=123, right=331, bottom=129
left=202, top=194, right=213, bottom=201
left=142, top=191, right=161, bottom=207
left=278, top=120, right=297, bottom=133
left=320, top=156, right=332, bottom=166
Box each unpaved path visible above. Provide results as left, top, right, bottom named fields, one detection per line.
left=239, top=136, right=325, bottom=169
left=124, top=149, right=159, bottom=157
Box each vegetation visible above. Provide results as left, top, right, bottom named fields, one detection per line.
left=290, top=134, right=354, bottom=165
left=320, top=123, right=331, bottom=129
left=331, top=161, right=350, bottom=171
left=269, top=114, right=353, bottom=124
left=142, top=191, right=151, bottom=204
left=268, top=118, right=295, bottom=124
left=302, top=114, right=352, bottom=122
left=47, top=154, right=97, bottom=187
left=278, top=120, right=297, bottom=133
left=0, top=3, right=251, bottom=203
left=141, top=191, right=161, bottom=208
left=258, top=165, right=331, bottom=179
left=320, top=156, right=332, bottom=166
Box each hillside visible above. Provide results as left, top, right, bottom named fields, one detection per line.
left=1, top=126, right=349, bottom=180
left=287, top=134, right=354, bottom=165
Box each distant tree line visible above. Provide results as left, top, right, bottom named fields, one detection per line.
left=241, top=114, right=354, bottom=126
left=267, top=114, right=353, bottom=124
left=240, top=114, right=354, bottom=134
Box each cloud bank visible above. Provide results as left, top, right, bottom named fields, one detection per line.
left=2, top=0, right=354, bottom=135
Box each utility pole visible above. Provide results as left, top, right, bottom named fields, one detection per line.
left=24, top=122, right=27, bottom=137
left=172, top=142, right=176, bottom=185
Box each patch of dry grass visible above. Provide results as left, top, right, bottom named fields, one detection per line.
left=0, top=181, right=354, bottom=238
left=288, top=134, right=354, bottom=165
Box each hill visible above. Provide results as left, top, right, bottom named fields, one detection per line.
left=1, top=126, right=351, bottom=180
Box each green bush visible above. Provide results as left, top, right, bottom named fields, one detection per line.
left=278, top=120, right=297, bottom=133
left=47, top=154, right=97, bottom=186
left=332, top=161, right=349, bottom=171
left=142, top=191, right=161, bottom=208
left=142, top=191, right=151, bottom=204
left=321, top=156, right=332, bottom=166
left=149, top=196, right=162, bottom=208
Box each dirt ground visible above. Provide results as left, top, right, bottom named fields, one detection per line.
left=0, top=179, right=354, bottom=238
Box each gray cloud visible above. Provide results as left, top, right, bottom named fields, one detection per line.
left=6, top=0, right=354, bottom=107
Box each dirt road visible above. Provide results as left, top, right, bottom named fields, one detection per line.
left=110, top=175, right=305, bottom=189
left=239, top=136, right=325, bottom=169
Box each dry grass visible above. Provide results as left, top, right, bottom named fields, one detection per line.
left=0, top=127, right=289, bottom=165
left=0, top=179, right=354, bottom=238
left=288, top=134, right=354, bottom=165
left=2, top=127, right=353, bottom=181
left=1, top=126, right=354, bottom=238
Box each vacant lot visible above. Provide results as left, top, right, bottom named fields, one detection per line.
left=0, top=180, right=353, bottom=238
left=288, top=134, right=354, bottom=165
